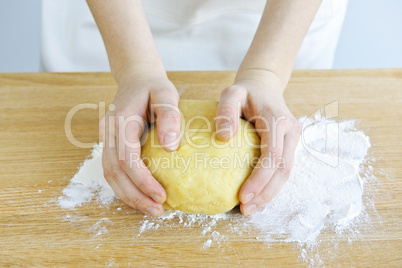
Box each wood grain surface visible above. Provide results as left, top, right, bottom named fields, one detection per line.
left=0, top=70, right=401, bottom=267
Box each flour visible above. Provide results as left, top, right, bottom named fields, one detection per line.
left=57, top=115, right=377, bottom=265
left=89, top=218, right=113, bottom=237
left=249, top=116, right=371, bottom=243
left=57, top=143, right=115, bottom=209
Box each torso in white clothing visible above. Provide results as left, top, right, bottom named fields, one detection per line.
left=40, top=0, right=348, bottom=72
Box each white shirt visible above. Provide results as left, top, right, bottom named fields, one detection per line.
left=40, top=0, right=348, bottom=72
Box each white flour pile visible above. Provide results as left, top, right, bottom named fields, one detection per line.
left=57, top=115, right=377, bottom=265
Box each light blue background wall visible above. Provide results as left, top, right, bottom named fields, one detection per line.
left=333, top=0, right=402, bottom=68
left=0, top=0, right=401, bottom=72
left=0, top=0, right=41, bottom=72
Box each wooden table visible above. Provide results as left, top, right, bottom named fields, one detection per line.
left=0, top=70, right=401, bottom=266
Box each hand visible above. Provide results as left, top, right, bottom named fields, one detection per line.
left=99, top=74, right=181, bottom=217
left=216, top=70, right=301, bottom=216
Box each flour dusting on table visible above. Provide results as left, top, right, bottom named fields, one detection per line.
left=56, top=115, right=379, bottom=265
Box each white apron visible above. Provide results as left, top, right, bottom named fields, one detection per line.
left=40, top=0, right=348, bottom=72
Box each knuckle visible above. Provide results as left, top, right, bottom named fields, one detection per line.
left=270, top=146, right=282, bottom=156
left=270, top=147, right=282, bottom=161
left=249, top=177, right=268, bottom=192
left=138, top=177, right=153, bottom=193
left=103, top=164, right=121, bottom=180
left=159, top=110, right=181, bottom=122
left=122, top=195, right=142, bottom=209
left=119, top=157, right=131, bottom=169
left=217, top=104, right=236, bottom=116
left=259, top=193, right=272, bottom=207
left=221, top=85, right=245, bottom=97
left=216, top=106, right=237, bottom=124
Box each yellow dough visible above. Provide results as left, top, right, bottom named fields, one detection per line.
left=141, top=100, right=261, bottom=214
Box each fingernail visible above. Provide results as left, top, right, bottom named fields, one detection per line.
left=147, top=207, right=161, bottom=217
left=243, top=193, right=254, bottom=204
left=164, top=131, right=178, bottom=150
left=151, top=193, right=163, bottom=204
left=218, top=122, right=231, bottom=139
left=244, top=204, right=257, bottom=216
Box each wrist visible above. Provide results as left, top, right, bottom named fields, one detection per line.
left=235, top=68, right=287, bottom=94
left=115, top=62, right=167, bottom=87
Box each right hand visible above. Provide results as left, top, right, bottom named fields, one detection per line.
left=99, top=74, right=181, bottom=217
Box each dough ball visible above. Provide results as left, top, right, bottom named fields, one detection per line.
left=141, top=100, right=260, bottom=214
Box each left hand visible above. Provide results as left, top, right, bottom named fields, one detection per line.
left=215, top=70, right=301, bottom=216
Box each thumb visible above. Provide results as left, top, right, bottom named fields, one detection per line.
left=216, top=85, right=246, bottom=141
left=151, top=89, right=181, bottom=151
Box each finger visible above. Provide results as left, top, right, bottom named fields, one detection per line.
left=216, top=85, right=246, bottom=141
left=239, top=117, right=286, bottom=204
left=241, top=128, right=300, bottom=216
left=102, top=151, right=163, bottom=217
left=101, top=114, right=164, bottom=217
left=151, top=88, right=181, bottom=151
left=115, top=112, right=167, bottom=205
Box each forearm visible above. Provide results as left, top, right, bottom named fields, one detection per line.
left=236, top=0, right=322, bottom=90
left=86, top=0, right=165, bottom=83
